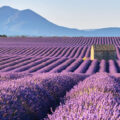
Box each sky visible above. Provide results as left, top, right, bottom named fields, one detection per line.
left=0, top=0, right=120, bottom=30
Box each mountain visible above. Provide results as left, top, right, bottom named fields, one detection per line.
left=0, top=6, right=120, bottom=37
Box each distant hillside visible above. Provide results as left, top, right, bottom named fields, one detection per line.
left=0, top=6, right=120, bottom=37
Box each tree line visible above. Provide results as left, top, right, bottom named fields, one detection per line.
left=0, top=35, right=7, bottom=37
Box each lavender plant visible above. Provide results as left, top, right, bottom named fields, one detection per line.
left=46, top=73, right=120, bottom=120
left=0, top=72, right=87, bottom=120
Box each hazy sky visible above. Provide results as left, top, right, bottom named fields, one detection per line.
left=0, top=0, right=120, bottom=29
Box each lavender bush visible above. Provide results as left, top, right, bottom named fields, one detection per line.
left=46, top=73, right=120, bottom=120
left=0, top=72, right=87, bottom=120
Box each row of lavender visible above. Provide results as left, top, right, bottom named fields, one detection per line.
left=1, top=37, right=120, bottom=47
left=0, top=72, right=87, bottom=120
left=0, top=72, right=120, bottom=120
left=0, top=46, right=120, bottom=59
left=46, top=72, right=120, bottom=120
left=0, top=47, right=91, bottom=59
left=0, top=55, right=120, bottom=74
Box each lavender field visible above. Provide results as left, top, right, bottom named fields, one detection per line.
left=0, top=37, right=120, bottom=120
left=0, top=37, right=120, bottom=75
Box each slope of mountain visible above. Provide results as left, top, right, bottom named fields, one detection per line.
left=0, top=6, right=120, bottom=37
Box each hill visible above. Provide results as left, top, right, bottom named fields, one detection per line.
left=0, top=6, right=120, bottom=36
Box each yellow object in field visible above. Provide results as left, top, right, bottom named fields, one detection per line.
left=83, top=57, right=87, bottom=61
left=91, top=45, right=94, bottom=60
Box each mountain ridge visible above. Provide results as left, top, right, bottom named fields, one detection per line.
left=0, top=6, right=120, bottom=37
